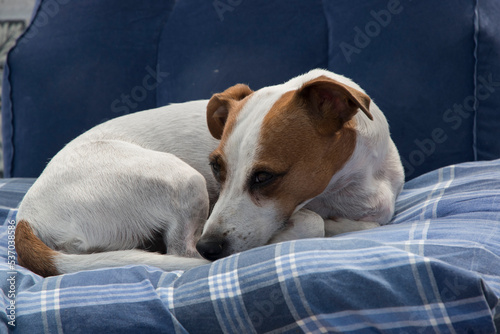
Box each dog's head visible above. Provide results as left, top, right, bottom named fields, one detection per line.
left=196, top=72, right=372, bottom=261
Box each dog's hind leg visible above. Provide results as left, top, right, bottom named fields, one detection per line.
left=17, top=139, right=211, bottom=275
left=159, top=170, right=210, bottom=258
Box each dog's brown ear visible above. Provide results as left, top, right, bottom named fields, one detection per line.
left=207, top=84, right=253, bottom=139
left=297, top=76, right=372, bottom=136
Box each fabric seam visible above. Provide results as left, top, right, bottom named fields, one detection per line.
left=152, top=1, right=176, bottom=108
left=154, top=0, right=177, bottom=106
left=320, top=0, right=331, bottom=71
left=4, top=0, right=45, bottom=177
left=472, top=0, right=480, bottom=161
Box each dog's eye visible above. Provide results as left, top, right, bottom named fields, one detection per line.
left=252, top=171, right=274, bottom=186
left=209, top=161, right=222, bottom=181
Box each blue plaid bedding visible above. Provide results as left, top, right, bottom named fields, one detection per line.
left=0, top=160, right=499, bottom=333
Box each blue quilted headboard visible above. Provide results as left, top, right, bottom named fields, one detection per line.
left=3, top=0, right=500, bottom=179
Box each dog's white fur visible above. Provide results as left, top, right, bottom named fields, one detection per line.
left=15, top=69, right=404, bottom=276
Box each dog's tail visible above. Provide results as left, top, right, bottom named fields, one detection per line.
left=15, top=220, right=209, bottom=277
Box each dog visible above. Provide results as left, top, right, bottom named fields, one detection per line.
left=15, top=69, right=404, bottom=277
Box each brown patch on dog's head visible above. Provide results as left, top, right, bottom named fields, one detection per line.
left=206, top=84, right=254, bottom=140
left=207, top=83, right=254, bottom=187
left=298, top=75, right=372, bottom=135
left=250, top=76, right=372, bottom=218
left=15, top=220, right=59, bottom=277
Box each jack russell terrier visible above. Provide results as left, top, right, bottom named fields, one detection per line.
left=15, top=69, right=404, bottom=277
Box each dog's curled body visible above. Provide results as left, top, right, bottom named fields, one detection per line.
left=15, top=69, right=404, bottom=276
left=16, top=101, right=221, bottom=274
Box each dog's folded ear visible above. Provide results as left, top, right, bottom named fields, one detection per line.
left=297, top=76, right=373, bottom=136
left=207, top=84, right=253, bottom=139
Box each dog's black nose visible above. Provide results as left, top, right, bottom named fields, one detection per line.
left=196, top=238, right=226, bottom=261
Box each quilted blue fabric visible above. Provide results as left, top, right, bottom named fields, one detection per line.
left=0, top=160, right=499, bottom=333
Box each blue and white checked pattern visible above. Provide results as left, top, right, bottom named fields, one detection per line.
left=0, top=159, right=499, bottom=333
left=209, top=258, right=242, bottom=300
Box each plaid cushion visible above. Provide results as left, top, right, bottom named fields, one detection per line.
left=0, top=160, right=499, bottom=332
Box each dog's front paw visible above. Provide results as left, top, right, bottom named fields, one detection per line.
left=268, top=209, right=325, bottom=244
left=324, top=218, right=379, bottom=237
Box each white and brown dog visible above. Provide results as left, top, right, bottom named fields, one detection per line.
left=15, top=69, right=404, bottom=277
